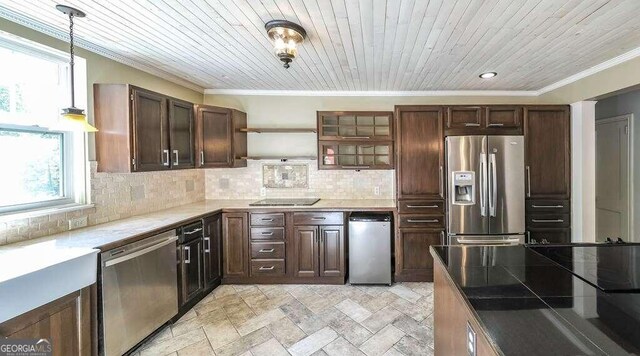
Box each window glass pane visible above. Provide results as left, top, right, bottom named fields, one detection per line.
left=0, top=129, right=64, bottom=207
left=375, top=116, right=389, bottom=126
left=0, top=46, right=67, bottom=127
left=357, top=116, right=374, bottom=125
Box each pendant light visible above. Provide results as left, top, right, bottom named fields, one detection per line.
left=56, top=4, right=97, bottom=132
left=265, top=20, right=306, bottom=69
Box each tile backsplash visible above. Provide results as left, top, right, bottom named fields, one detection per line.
left=0, top=162, right=204, bottom=246
left=205, top=160, right=394, bottom=200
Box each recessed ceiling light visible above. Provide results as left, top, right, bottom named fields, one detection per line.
left=479, top=72, right=497, bottom=79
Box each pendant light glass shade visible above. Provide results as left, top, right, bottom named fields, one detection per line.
left=56, top=4, right=97, bottom=132
left=265, top=20, right=306, bottom=69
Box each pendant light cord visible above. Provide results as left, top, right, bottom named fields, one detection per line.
left=68, top=13, right=75, bottom=108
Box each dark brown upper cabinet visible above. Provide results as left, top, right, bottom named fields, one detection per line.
left=94, top=84, right=195, bottom=172
left=395, top=106, right=444, bottom=199
left=524, top=106, right=571, bottom=199
left=317, top=111, right=393, bottom=141
left=169, top=99, right=196, bottom=169
left=444, top=105, right=523, bottom=135
left=317, top=111, right=394, bottom=170
left=195, top=105, right=247, bottom=168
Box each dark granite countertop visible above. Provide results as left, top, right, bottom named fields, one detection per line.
left=431, top=245, right=640, bottom=356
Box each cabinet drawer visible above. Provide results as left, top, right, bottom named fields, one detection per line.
left=398, top=200, right=445, bottom=214
left=527, top=228, right=571, bottom=244
left=251, top=242, right=285, bottom=259
left=526, top=214, right=570, bottom=228
left=250, top=227, right=285, bottom=241
left=250, top=259, right=285, bottom=276
left=294, top=212, right=343, bottom=225
left=399, top=214, right=445, bottom=228
left=526, top=200, right=570, bottom=214
left=250, top=213, right=285, bottom=226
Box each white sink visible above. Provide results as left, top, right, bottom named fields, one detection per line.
left=0, top=241, right=98, bottom=323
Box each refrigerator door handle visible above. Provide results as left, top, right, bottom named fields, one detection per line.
left=489, top=153, right=497, bottom=217
left=479, top=153, right=487, bottom=216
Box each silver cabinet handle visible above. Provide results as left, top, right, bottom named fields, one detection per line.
left=104, top=236, right=178, bottom=267
left=173, top=149, right=179, bottom=166
left=200, top=151, right=204, bottom=165
left=406, top=204, right=439, bottom=208
left=184, top=228, right=203, bottom=235
left=526, top=166, right=531, bottom=197
left=184, top=246, right=191, bottom=264
left=531, top=205, right=564, bottom=209
left=407, top=219, right=439, bottom=223
left=439, top=165, right=444, bottom=198
left=204, top=237, right=210, bottom=253
left=465, top=123, right=481, bottom=127
left=311, top=217, right=326, bottom=220
left=341, top=166, right=370, bottom=169
left=261, top=218, right=274, bottom=222
left=261, top=231, right=274, bottom=236
left=440, top=231, right=445, bottom=243
left=259, top=266, right=275, bottom=271
left=259, top=248, right=275, bottom=253
left=531, top=219, right=564, bottom=223
left=488, top=123, right=504, bottom=127
left=479, top=153, right=487, bottom=217
left=341, top=136, right=370, bottom=139
left=163, top=149, right=170, bottom=166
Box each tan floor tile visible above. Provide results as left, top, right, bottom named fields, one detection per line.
left=280, top=299, right=315, bottom=324
left=203, top=318, right=241, bottom=350
left=171, top=309, right=227, bottom=337
left=323, top=336, right=366, bottom=356
left=176, top=339, right=215, bottom=356
left=267, top=316, right=307, bottom=348
left=140, top=329, right=206, bottom=356
left=358, top=325, right=405, bottom=356
left=288, top=327, right=338, bottom=356
left=361, top=306, right=403, bottom=333
left=326, top=312, right=372, bottom=347
left=250, top=337, right=289, bottom=356
left=236, top=308, right=286, bottom=336
left=214, top=327, right=273, bottom=356
left=388, top=285, right=422, bottom=304
left=335, top=299, right=373, bottom=323
left=393, top=335, right=432, bottom=356
left=362, top=292, right=399, bottom=314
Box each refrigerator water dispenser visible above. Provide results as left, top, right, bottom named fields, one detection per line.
left=452, top=171, right=475, bottom=205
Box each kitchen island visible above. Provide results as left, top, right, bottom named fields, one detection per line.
left=431, top=244, right=640, bottom=355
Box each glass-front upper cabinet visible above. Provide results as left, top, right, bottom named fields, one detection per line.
left=319, top=142, right=393, bottom=170
left=317, top=111, right=393, bottom=141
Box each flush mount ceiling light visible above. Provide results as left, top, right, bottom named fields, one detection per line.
left=479, top=71, right=498, bottom=79
left=265, top=20, right=306, bottom=69
left=56, top=4, right=97, bottom=132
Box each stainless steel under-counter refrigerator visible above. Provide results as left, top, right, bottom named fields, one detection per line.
left=446, top=135, right=526, bottom=245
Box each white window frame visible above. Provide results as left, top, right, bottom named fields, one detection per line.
left=0, top=31, right=88, bottom=215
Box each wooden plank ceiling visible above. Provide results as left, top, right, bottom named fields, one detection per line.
left=1, top=0, right=639, bottom=91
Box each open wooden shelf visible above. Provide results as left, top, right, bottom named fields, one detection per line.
left=241, top=128, right=317, bottom=133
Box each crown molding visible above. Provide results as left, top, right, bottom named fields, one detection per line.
left=536, top=46, right=640, bottom=95
left=0, top=6, right=205, bottom=94
left=203, top=89, right=539, bottom=97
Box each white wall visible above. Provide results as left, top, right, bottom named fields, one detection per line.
left=596, top=89, right=640, bottom=240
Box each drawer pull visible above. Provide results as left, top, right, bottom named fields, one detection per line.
left=407, top=219, right=439, bottom=223
left=258, top=248, right=275, bottom=253
left=260, top=231, right=274, bottom=236
left=341, top=136, right=370, bottom=139
left=261, top=218, right=275, bottom=222
left=259, top=266, right=275, bottom=271
left=341, top=166, right=370, bottom=169
left=487, top=123, right=504, bottom=127
left=465, top=123, right=481, bottom=127
left=311, top=217, right=326, bottom=220
left=531, top=219, right=564, bottom=223
left=531, top=205, right=564, bottom=209
left=406, top=204, right=439, bottom=208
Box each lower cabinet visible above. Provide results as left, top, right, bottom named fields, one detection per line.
left=222, top=212, right=249, bottom=278
left=293, top=225, right=345, bottom=279
left=396, top=228, right=444, bottom=282
left=179, top=237, right=203, bottom=306
left=0, top=286, right=93, bottom=356
left=203, top=214, right=222, bottom=288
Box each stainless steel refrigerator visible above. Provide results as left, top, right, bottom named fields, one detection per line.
left=446, top=136, right=526, bottom=245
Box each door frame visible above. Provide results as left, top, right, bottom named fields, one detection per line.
left=595, top=114, right=634, bottom=242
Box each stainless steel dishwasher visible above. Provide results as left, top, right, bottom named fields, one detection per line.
left=101, top=230, right=178, bottom=356
left=348, top=212, right=392, bottom=285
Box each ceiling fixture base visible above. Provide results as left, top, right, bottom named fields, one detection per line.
left=55, top=4, right=86, bottom=18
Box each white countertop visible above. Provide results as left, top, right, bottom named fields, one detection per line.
left=0, top=199, right=394, bottom=321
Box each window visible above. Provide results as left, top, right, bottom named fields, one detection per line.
left=0, top=33, right=87, bottom=214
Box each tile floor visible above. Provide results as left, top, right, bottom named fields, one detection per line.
left=133, top=282, right=435, bottom=356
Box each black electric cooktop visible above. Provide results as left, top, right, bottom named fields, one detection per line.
left=249, top=198, right=320, bottom=206
left=530, top=244, right=640, bottom=293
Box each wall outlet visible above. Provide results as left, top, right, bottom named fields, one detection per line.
left=374, top=186, right=381, bottom=196
left=69, top=216, right=88, bottom=230
left=260, top=187, right=267, bottom=196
